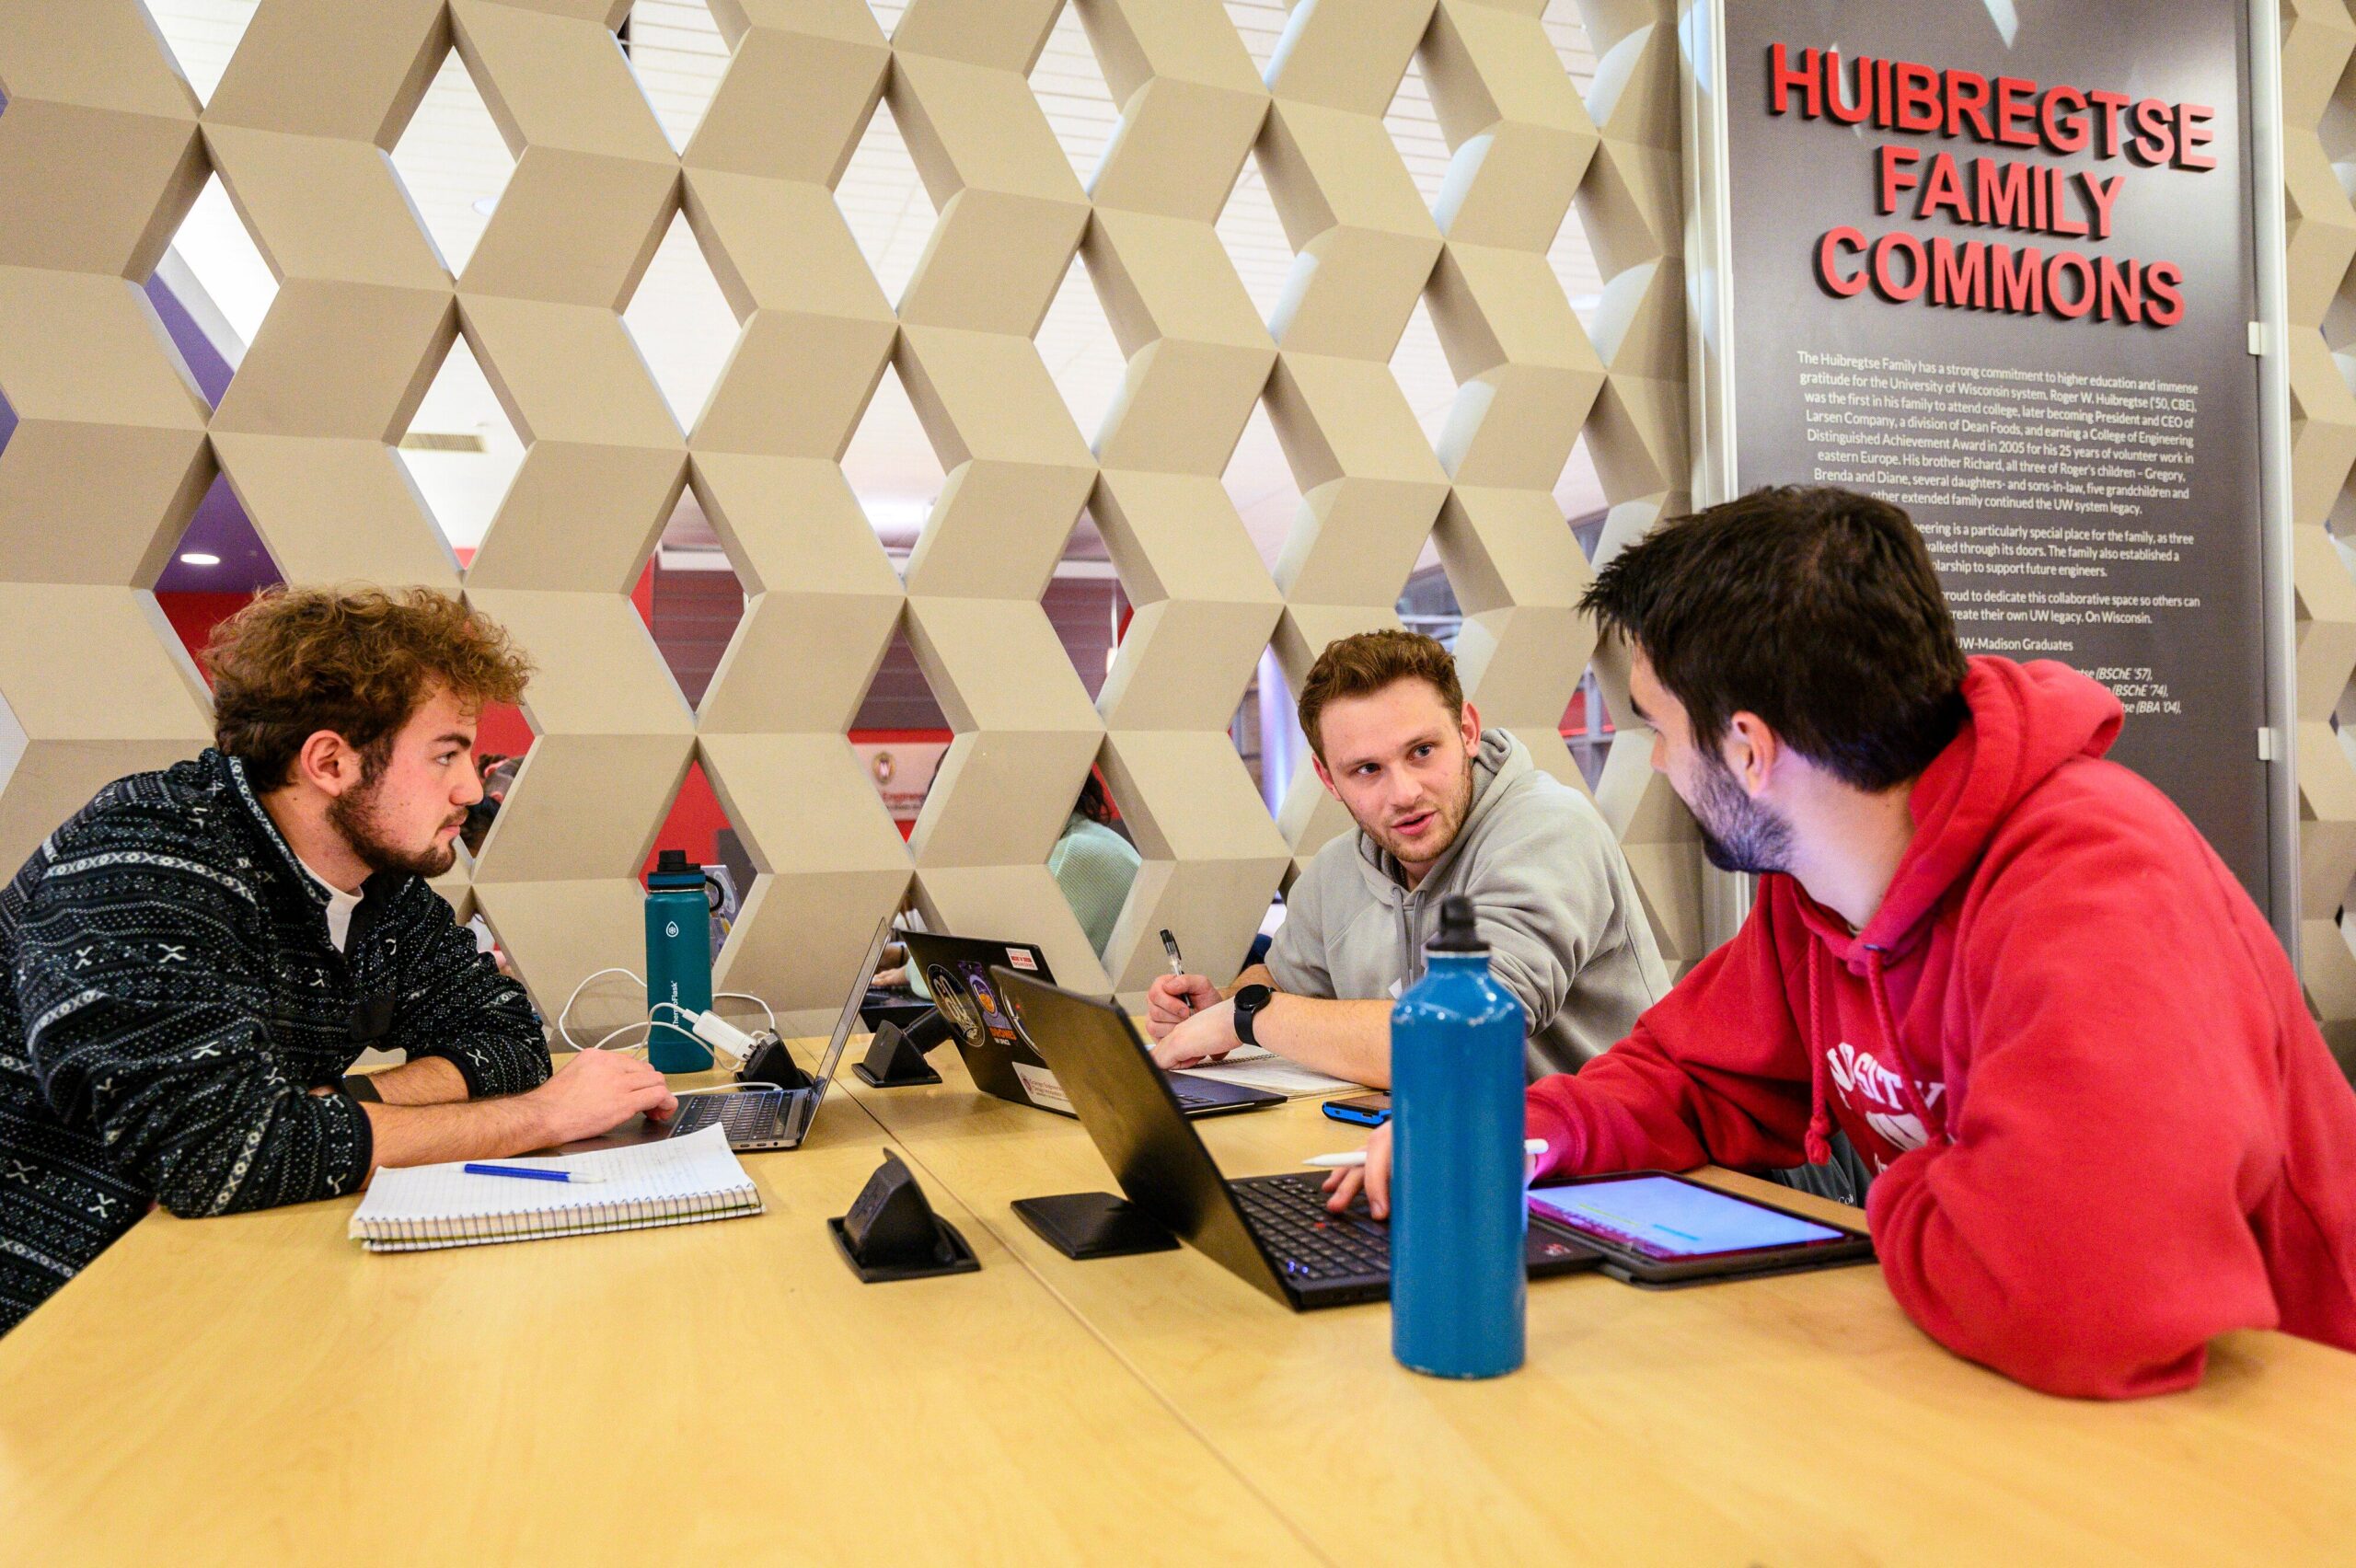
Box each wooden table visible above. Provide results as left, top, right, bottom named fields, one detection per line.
left=1, top=1044, right=2350, bottom=1566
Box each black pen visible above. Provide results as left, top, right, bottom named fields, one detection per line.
left=1160, top=928, right=1193, bottom=1013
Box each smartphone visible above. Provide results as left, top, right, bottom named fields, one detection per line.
left=1321, top=1092, right=1392, bottom=1127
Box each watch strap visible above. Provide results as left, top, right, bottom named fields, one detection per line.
left=1231, top=985, right=1272, bottom=1048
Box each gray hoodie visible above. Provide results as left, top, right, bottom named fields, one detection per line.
left=1266, top=730, right=1669, bottom=1078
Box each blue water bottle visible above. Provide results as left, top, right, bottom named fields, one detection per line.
left=1391, top=893, right=1528, bottom=1378
left=644, top=848, right=713, bottom=1073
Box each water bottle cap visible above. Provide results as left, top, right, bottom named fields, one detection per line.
left=1426, top=893, right=1486, bottom=954
left=655, top=848, right=690, bottom=874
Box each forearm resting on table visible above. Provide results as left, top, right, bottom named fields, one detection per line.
left=357, top=1095, right=554, bottom=1176
left=359, top=1055, right=469, bottom=1106
left=1255, top=994, right=1395, bottom=1089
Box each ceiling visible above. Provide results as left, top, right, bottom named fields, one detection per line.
left=144, top=0, right=1607, bottom=576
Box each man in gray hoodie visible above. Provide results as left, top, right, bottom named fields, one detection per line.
left=1147, top=630, right=1668, bottom=1086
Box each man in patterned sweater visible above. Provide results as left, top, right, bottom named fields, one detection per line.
left=0, top=587, right=677, bottom=1333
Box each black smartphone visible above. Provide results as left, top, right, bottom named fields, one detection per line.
left=1321, top=1092, right=1392, bottom=1127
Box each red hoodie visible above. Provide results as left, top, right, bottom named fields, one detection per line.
left=1527, top=656, right=2356, bottom=1398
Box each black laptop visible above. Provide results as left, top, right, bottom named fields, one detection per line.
left=900, top=931, right=1282, bottom=1119
left=992, top=969, right=1603, bottom=1310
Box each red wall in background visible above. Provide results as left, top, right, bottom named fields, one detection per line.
left=155, top=569, right=715, bottom=881
left=153, top=574, right=945, bottom=876
left=154, top=591, right=257, bottom=663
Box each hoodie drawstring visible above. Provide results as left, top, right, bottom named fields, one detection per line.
left=1863, top=947, right=1947, bottom=1147
left=1805, top=942, right=1949, bottom=1165
left=1804, top=944, right=1833, bottom=1167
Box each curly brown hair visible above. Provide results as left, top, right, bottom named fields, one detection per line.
left=206, top=586, right=533, bottom=788
left=1296, top=629, right=1464, bottom=759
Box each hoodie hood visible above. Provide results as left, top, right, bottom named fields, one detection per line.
left=1789, top=657, right=2122, bottom=1164
left=1800, top=657, right=2124, bottom=964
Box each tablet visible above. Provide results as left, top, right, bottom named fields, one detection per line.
left=1525, top=1170, right=1875, bottom=1286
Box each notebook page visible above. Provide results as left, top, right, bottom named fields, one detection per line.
left=351, top=1124, right=754, bottom=1232
left=1181, top=1050, right=1358, bottom=1099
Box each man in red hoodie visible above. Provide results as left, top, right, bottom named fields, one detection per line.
left=1327, top=486, right=2356, bottom=1399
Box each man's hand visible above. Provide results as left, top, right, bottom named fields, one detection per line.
left=1150, top=997, right=1242, bottom=1069
left=1322, top=1123, right=1392, bottom=1218
left=1145, top=972, right=1218, bottom=1041
left=526, top=1048, right=678, bottom=1145
left=1323, top=1125, right=1548, bottom=1220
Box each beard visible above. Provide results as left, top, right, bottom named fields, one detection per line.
left=1360, top=756, right=1476, bottom=867
left=327, top=772, right=464, bottom=880
left=1687, top=753, right=1794, bottom=875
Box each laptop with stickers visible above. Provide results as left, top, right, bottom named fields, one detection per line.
left=898, top=930, right=1281, bottom=1120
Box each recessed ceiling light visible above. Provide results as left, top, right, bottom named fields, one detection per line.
left=178, top=552, right=221, bottom=567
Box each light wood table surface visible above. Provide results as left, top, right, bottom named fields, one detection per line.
left=837, top=1045, right=2356, bottom=1567
left=3, top=1039, right=2351, bottom=1567
left=0, top=1069, right=1316, bottom=1568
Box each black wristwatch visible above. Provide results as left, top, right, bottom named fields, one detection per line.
left=1230, top=984, right=1274, bottom=1048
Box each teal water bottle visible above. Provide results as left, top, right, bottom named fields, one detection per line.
left=644, top=848, right=713, bottom=1073
left=1391, top=894, right=1527, bottom=1378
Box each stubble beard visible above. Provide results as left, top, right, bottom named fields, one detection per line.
left=1688, top=753, right=1793, bottom=875
left=1364, top=756, right=1476, bottom=869
left=328, top=773, right=462, bottom=881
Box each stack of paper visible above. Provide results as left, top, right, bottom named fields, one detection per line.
left=349, top=1125, right=762, bottom=1251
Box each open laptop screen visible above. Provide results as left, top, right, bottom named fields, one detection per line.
left=779, top=913, right=895, bottom=1141
left=814, top=914, right=895, bottom=1090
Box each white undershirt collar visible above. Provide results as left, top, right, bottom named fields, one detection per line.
left=294, top=854, right=364, bottom=954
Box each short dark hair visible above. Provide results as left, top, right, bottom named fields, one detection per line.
left=1581, top=487, right=1968, bottom=791
left=1297, top=630, right=1464, bottom=759
left=208, top=586, right=533, bottom=788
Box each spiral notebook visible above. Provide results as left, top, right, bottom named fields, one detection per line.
left=350, top=1124, right=763, bottom=1252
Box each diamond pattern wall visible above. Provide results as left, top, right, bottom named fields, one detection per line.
left=0, top=0, right=1699, bottom=1028
left=2281, top=0, right=2356, bottom=1072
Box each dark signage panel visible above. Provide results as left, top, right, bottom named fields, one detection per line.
left=1719, top=0, right=2271, bottom=905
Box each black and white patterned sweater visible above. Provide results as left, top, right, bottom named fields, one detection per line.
left=0, top=749, right=550, bottom=1332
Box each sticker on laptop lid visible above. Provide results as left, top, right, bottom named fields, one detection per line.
left=1011, top=1062, right=1073, bottom=1114
left=1006, top=948, right=1038, bottom=971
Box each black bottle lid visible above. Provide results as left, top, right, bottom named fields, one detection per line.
left=1426, top=893, right=1486, bottom=954
left=654, top=847, right=691, bottom=874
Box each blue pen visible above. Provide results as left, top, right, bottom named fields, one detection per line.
left=463, top=1163, right=605, bottom=1184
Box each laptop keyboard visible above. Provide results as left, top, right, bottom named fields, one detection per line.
left=1230, top=1172, right=1389, bottom=1282
left=669, top=1090, right=793, bottom=1145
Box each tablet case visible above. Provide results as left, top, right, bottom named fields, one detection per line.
left=1530, top=1170, right=1877, bottom=1289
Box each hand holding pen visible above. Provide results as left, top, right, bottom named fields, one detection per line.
left=1144, top=928, right=1218, bottom=1043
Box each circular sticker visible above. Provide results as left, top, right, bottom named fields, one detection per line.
left=928, top=964, right=984, bottom=1049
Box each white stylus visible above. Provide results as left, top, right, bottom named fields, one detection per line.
left=1302, top=1138, right=1547, bottom=1170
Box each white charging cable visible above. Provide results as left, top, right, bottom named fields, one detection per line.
left=557, top=966, right=645, bottom=1051
left=650, top=999, right=765, bottom=1070
left=556, top=965, right=775, bottom=1071
left=713, top=990, right=777, bottom=1038
left=583, top=1021, right=653, bottom=1056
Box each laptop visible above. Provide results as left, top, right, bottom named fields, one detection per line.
left=901, top=930, right=1283, bottom=1119
left=991, top=968, right=1605, bottom=1310
left=573, top=914, right=891, bottom=1154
